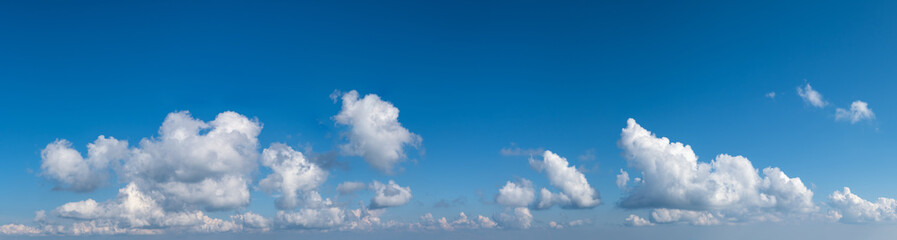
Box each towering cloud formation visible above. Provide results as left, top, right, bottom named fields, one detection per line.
left=334, top=90, right=421, bottom=174
left=835, top=100, right=875, bottom=124
left=797, top=83, right=827, bottom=108
left=530, top=151, right=600, bottom=209
left=259, top=143, right=329, bottom=210
left=617, top=118, right=816, bottom=224
left=41, top=136, right=128, bottom=192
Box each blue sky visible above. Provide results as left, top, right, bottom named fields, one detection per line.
left=2, top=0, right=897, bottom=238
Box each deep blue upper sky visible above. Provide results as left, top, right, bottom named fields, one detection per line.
left=1, top=0, right=897, bottom=238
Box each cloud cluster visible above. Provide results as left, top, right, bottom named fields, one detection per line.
left=795, top=83, right=875, bottom=124
left=617, top=118, right=816, bottom=225
left=415, top=212, right=497, bottom=231
left=334, top=90, right=421, bottom=174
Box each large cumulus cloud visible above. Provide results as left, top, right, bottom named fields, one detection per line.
left=333, top=90, right=421, bottom=174
left=617, top=118, right=816, bottom=225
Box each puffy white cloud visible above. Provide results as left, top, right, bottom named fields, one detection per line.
left=617, top=118, right=816, bottom=221
left=797, top=83, right=827, bottom=108
left=828, top=187, right=897, bottom=223
left=40, top=136, right=128, bottom=192
left=275, top=208, right=345, bottom=229
left=624, top=214, right=653, bottom=227
left=496, top=179, right=535, bottom=208
left=259, top=143, right=329, bottom=210
left=765, top=92, right=776, bottom=99
left=334, top=90, right=421, bottom=174
left=494, top=207, right=533, bottom=229
left=119, top=111, right=262, bottom=211
left=337, top=181, right=368, bottom=194
left=529, top=150, right=600, bottom=209
left=369, top=180, right=413, bottom=209
left=836, top=100, right=875, bottom=124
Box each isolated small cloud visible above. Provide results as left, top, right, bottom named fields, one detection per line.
left=334, top=90, right=421, bottom=174
left=835, top=100, right=875, bottom=124
left=624, top=214, right=653, bottom=227
left=766, top=92, right=776, bottom=99
left=797, top=83, right=827, bottom=108
left=500, top=143, right=544, bottom=157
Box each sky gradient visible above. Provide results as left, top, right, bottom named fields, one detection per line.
left=2, top=0, right=897, bottom=239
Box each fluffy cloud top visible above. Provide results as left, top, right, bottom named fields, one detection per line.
left=496, top=179, right=535, bottom=208
left=41, top=136, right=128, bottom=192
left=369, top=180, right=413, bottom=209
left=617, top=118, right=815, bottom=222
left=41, top=111, right=262, bottom=211
left=259, top=143, right=329, bottom=210
left=828, top=187, right=897, bottom=223
left=121, top=111, right=262, bottom=211
left=835, top=100, right=875, bottom=124
left=797, top=83, right=827, bottom=108
left=529, top=150, right=600, bottom=209
left=494, top=207, right=533, bottom=229
left=334, top=90, right=421, bottom=174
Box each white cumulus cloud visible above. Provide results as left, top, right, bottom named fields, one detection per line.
left=797, top=83, right=827, bottom=108
left=120, top=111, right=262, bottom=211
left=835, top=100, right=875, bottom=124
left=334, top=90, right=421, bottom=174
left=624, top=214, right=653, bottom=227
left=369, top=180, right=413, bottom=209
left=259, top=143, right=329, bottom=210
left=40, top=136, right=128, bottom=192
left=617, top=118, right=816, bottom=223
left=828, top=187, right=897, bottom=223
left=496, top=179, right=535, bottom=208
left=529, top=150, right=600, bottom=209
